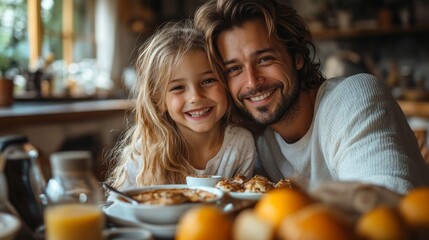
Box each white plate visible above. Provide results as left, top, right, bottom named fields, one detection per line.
left=103, top=203, right=176, bottom=239
left=228, top=192, right=263, bottom=201
left=0, top=213, right=20, bottom=240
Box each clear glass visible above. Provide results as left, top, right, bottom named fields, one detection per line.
left=44, top=151, right=104, bottom=240
left=45, top=171, right=102, bottom=205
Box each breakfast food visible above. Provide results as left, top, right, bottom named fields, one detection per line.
left=243, top=175, right=275, bottom=193
left=275, top=178, right=295, bottom=189
left=216, top=180, right=243, bottom=192
left=215, top=175, right=293, bottom=193
left=127, top=188, right=218, bottom=205
left=216, top=174, right=248, bottom=192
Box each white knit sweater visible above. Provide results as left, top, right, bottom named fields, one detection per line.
left=256, top=73, right=429, bottom=194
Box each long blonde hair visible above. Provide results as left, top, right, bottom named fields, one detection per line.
left=107, top=20, right=229, bottom=187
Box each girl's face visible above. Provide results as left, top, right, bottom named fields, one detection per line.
left=166, top=50, right=228, bottom=134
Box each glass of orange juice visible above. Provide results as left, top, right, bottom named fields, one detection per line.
left=44, top=151, right=105, bottom=240
left=45, top=203, right=105, bottom=240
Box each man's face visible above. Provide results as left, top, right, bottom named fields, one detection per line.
left=217, top=19, right=303, bottom=126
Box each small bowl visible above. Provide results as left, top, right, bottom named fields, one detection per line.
left=186, top=175, right=223, bottom=187
left=0, top=213, right=21, bottom=240
left=111, top=184, right=223, bottom=224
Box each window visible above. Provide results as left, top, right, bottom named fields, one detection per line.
left=0, top=0, right=28, bottom=68
left=0, top=0, right=96, bottom=98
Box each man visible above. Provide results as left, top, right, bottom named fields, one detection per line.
left=194, top=0, right=429, bottom=194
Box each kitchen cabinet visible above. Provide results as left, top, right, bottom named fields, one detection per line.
left=310, top=24, right=429, bottom=119
left=291, top=0, right=429, bottom=88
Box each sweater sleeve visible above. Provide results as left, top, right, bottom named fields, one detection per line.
left=320, top=73, right=429, bottom=194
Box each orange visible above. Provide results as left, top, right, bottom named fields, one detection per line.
left=254, top=188, right=313, bottom=229
left=232, top=209, right=275, bottom=240
left=399, top=187, right=429, bottom=228
left=356, top=205, right=409, bottom=240
left=176, top=205, right=232, bottom=240
left=278, top=204, right=353, bottom=240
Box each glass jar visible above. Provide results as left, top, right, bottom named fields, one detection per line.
left=44, top=151, right=105, bottom=240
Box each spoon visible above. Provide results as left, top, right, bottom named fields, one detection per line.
left=103, top=182, right=139, bottom=206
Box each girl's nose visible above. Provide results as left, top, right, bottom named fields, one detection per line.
left=189, top=87, right=205, bottom=104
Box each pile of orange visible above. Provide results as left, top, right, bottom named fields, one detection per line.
left=356, top=205, right=409, bottom=240
left=252, top=188, right=353, bottom=240
left=254, top=188, right=313, bottom=229
left=176, top=205, right=232, bottom=240
left=176, top=186, right=429, bottom=240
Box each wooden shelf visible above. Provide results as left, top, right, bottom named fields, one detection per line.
left=313, top=25, right=429, bottom=40
left=0, top=99, right=134, bottom=129
left=397, top=100, right=429, bottom=119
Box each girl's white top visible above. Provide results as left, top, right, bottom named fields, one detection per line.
left=122, top=124, right=256, bottom=189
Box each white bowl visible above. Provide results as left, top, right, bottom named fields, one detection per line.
left=186, top=175, right=223, bottom=187
left=0, top=213, right=21, bottom=240
left=111, top=184, right=224, bottom=225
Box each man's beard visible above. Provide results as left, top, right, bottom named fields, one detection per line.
left=236, top=83, right=300, bottom=128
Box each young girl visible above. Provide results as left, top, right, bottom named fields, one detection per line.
left=107, top=20, right=256, bottom=189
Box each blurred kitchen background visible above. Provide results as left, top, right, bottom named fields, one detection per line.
left=1, top=0, right=429, bottom=180
left=1, top=0, right=428, bottom=100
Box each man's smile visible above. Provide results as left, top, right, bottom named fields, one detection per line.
left=247, top=89, right=276, bottom=103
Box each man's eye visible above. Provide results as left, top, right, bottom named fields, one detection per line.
left=259, top=56, right=274, bottom=64
left=226, top=66, right=241, bottom=75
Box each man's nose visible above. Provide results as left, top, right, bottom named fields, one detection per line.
left=245, top=66, right=264, bottom=88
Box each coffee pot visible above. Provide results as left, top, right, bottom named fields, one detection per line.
left=0, top=143, right=18, bottom=215
left=0, top=134, right=46, bottom=233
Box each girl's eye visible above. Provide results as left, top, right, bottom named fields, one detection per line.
left=202, top=78, right=217, bottom=85
left=169, top=85, right=185, bottom=92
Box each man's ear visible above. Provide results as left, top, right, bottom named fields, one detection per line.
left=295, top=53, right=304, bottom=71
